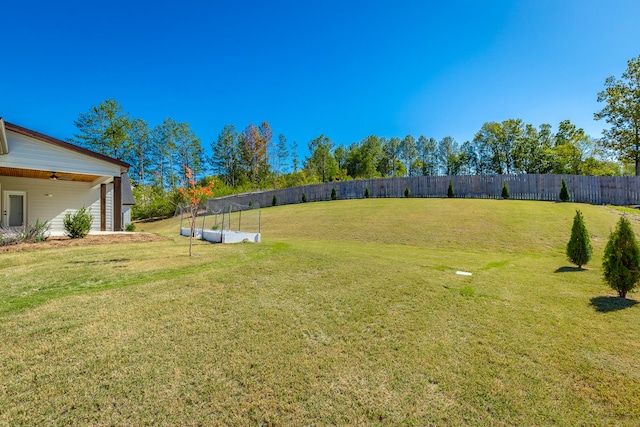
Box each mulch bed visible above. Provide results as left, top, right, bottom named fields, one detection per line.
left=0, top=233, right=167, bottom=253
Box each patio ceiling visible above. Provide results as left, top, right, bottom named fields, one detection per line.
left=0, top=166, right=101, bottom=182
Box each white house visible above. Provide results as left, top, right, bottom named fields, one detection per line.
left=0, top=118, right=135, bottom=235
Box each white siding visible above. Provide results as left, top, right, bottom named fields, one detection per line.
left=123, top=206, right=131, bottom=228
left=3, top=131, right=122, bottom=176
left=105, top=183, right=113, bottom=231
left=0, top=176, right=104, bottom=235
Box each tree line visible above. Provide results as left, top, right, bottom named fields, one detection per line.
left=302, top=119, right=621, bottom=183
left=68, top=55, right=640, bottom=218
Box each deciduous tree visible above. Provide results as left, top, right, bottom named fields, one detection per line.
left=595, top=55, right=640, bottom=175
left=307, top=135, right=338, bottom=182
left=179, top=166, right=214, bottom=257
left=240, top=122, right=272, bottom=185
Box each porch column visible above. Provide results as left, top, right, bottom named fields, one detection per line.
left=113, top=176, right=122, bottom=231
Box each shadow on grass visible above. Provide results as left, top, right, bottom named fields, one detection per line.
left=590, top=296, right=638, bottom=312
left=554, top=266, right=585, bottom=273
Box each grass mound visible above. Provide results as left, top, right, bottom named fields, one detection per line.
left=1, top=199, right=640, bottom=425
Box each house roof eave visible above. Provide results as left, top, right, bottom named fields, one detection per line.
left=4, top=121, right=131, bottom=170
left=0, top=118, right=9, bottom=155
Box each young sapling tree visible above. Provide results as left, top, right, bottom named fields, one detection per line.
left=179, top=167, right=215, bottom=257
left=560, top=178, right=570, bottom=202
left=602, top=216, right=640, bottom=298
left=501, top=181, right=509, bottom=199
left=566, top=210, right=592, bottom=268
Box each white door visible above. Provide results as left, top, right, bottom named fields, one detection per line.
left=3, top=191, right=27, bottom=227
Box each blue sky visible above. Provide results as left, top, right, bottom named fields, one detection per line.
left=1, top=0, right=639, bottom=162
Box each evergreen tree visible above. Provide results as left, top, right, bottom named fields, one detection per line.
left=364, top=187, right=370, bottom=198
left=447, top=180, right=454, bottom=198
left=128, top=118, right=152, bottom=185
left=603, top=216, right=640, bottom=298
left=302, top=193, right=307, bottom=203
left=560, top=178, right=570, bottom=202
left=70, top=98, right=131, bottom=160
left=272, top=194, right=278, bottom=206
left=331, top=187, right=337, bottom=200
left=501, top=181, right=510, bottom=199
left=566, top=210, right=592, bottom=268
left=404, top=186, right=411, bottom=198
left=211, top=124, right=241, bottom=187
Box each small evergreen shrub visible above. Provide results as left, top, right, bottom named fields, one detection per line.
left=603, top=216, right=640, bottom=298
left=566, top=210, right=592, bottom=268
left=331, top=187, right=337, bottom=200
left=447, top=180, right=454, bottom=198
left=560, top=178, right=570, bottom=202
left=404, top=186, right=411, bottom=198
left=501, top=181, right=510, bottom=199
left=302, top=193, right=307, bottom=203
left=272, top=195, right=278, bottom=207
left=364, top=188, right=370, bottom=198
left=248, top=201, right=253, bottom=208
left=63, top=207, right=93, bottom=239
left=125, top=223, right=136, bottom=232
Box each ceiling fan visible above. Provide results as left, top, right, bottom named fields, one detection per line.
left=49, top=172, right=71, bottom=181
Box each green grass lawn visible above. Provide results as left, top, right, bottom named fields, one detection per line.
left=2, top=199, right=640, bottom=425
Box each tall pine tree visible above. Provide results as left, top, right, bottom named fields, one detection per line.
left=70, top=98, right=131, bottom=160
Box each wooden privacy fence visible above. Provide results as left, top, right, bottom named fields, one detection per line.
left=206, top=175, right=640, bottom=211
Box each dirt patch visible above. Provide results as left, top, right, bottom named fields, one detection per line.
left=0, top=233, right=167, bottom=253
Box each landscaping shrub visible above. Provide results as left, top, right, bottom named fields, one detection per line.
left=566, top=210, right=592, bottom=268
left=560, top=178, right=570, bottom=202
left=364, top=188, right=370, bottom=198
left=447, top=180, right=454, bottom=198
left=63, top=207, right=93, bottom=239
left=602, top=216, right=640, bottom=298
left=125, top=223, right=136, bottom=232
left=22, top=219, right=50, bottom=242
left=302, top=193, right=307, bottom=203
left=272, top=195, right=278, bottom=206
left=331, top=187, right=337, bottom=200
left=0, top=227, right=21, bottom=246
left=0, top=220, right=50, bottom=246
left=404, top=186, right=411, bottom=198
left=501, top=181, right=509, bottom=199
left=131, top=185, right=180, bottom=220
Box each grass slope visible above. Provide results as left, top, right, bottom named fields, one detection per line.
left=1, top=199, right=640, bottom=425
